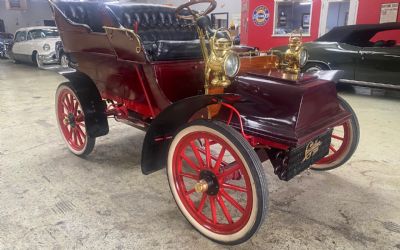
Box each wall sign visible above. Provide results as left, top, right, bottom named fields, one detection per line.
left=252, top=5, right=269, bottom=26
left=380, top=3, right=399, bottom=23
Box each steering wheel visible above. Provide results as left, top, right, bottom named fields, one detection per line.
left=176, top=0, right=217, bottom=20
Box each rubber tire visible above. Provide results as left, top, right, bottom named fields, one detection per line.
left=55, top=82, right=96, bottom=157
left=302, top=62, right=329, bottom=73
left=32, top=51, right=42, bottom=68
left=311, top=96, right=360, bottom=171
left=167, top=120, right=268, bottom=245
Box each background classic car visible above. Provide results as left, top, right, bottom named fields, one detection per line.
left=0, top=32, right=13, bottom=58
left=10, top=26, right=61, bottom=68
left=272, top=23, right=400, bottom=91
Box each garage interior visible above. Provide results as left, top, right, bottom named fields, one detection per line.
left=1, top=0, right=400, bottom=249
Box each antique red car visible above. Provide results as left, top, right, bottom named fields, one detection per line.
left=50, top=0, right=359, bottom=245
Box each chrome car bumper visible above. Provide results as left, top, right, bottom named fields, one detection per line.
left=38, top=52, right=58, bottom=64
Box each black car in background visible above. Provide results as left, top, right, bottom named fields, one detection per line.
left=0, top=32, right=14, bottom=58
left=272, top=23, right=400, bottom=90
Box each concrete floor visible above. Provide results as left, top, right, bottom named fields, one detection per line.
left=0, top=59, right=399, bottom=249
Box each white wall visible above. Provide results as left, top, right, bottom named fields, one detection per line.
left=0, top=0, right=54, bottom=34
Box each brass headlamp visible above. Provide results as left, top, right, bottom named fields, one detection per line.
left=282, top=33, right=308, bottom=74
left=205, top=29, right=240, bottom=90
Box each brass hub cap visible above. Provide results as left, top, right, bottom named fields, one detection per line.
left=195, top=179, right=209, bottom=193
left=63, top=113, right=76, bottom=127
left=196, top=170, right=220, bottom=196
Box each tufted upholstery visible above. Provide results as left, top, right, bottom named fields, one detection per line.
left=105, top=3, right=197, bottom=42
left=56, top=2, right=119, bottom=33
left=56, top=2, right=203, bottom=61
left=106, top=3, right=203, bottom=61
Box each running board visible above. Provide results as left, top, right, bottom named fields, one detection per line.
left=340, top=79, right=400, bottom=91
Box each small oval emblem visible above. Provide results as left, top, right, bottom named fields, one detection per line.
left=252, top=5, right=269, bottom=26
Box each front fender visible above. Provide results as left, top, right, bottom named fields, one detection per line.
left=141, top=94, right=239, bottom=175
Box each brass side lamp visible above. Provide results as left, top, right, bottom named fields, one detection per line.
left=281, top=33, right=308, bottom=75
left=204, top=29, right=240, bottom=92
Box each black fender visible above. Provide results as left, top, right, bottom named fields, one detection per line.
left=60, top=70, right=109, bottom=138
left=141, top=94, right=239, bottom=175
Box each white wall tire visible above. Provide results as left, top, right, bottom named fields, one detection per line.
left=167, top=120, right=268, bottom=245
left=55, top=83, right=95, bottom=157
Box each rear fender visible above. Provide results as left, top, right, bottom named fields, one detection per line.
left=61, top=71, right=109, bottom=138
left=141, top=94, right=239, bottom=175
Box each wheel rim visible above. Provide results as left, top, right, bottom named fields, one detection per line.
left=172, top=131, right=253, bottom=235
left=316, top=121, right=351, bottom=165
left=57, top=88, right=88, bottom=152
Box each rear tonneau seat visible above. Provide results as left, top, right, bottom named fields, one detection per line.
left=105, top=3, right=203, bottom=61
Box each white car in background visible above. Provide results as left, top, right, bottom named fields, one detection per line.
left=10, top=26, right=61, bottom=68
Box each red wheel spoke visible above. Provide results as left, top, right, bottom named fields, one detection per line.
left=221, top=183, right=247, bottom=193
left=179, top=173, right=198, bottom=180
left=190, top=141, right=204, bottom=168
left=197, top=148, right=228, bottom=167
left=181, top=153, right=201, bottom=172
left=213, top=147, right=226, bottom=172
left=73, top=101, right=79, bottom=116
left=75, top=128, right=84, bottom=145
left=69, top=94, right=74, bottom=110
left=209, top=196, right=217, bottom=224
left=76, top=122, right=85, bottom=128
left=186, top=188, right=195, bottom=196
left=73, top=130, right=79, bottom=145
left=329, top=145, right=338, bottom=153
left=62, top=100, right=69, bottom=112
left=217, top=195, right=233, bottom=224
left=220, top=190, right=245, bottom=214
left=218, top=164, right=241, bottom=179
left=67, top=127, right=73, bottom=141
left=76, top=124, right=86, bottom=138
left=204, top=138, right=211, bottom=168
left=197, top=193, right=207, bottom=213
left=332, top=134, right=344, bottom=141
left=64, top=95, right=72, bottom=111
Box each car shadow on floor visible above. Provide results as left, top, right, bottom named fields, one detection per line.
left=84, top=132, right=146, bottom=169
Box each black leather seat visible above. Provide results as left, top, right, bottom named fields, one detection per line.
left=56, top=2, right=113, bottom=33
left=56, top=2, right=204, bottom=61
left=106, top=3, right=203, bottom=61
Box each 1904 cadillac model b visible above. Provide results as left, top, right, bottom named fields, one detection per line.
left=50, top=0, right=360, bottom=244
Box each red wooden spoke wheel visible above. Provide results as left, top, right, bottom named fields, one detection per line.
left=167, top=120, right=268, bottom=245
left=311, top=96, right=360, bottom=171
left=56, top=83, right=95, bottom=156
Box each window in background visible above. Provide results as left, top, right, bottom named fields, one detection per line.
left=273, top=0, right=312, bottom=36
left=14, top=31, right=27, bottom=42
left=325, top=1, right=350, bottom=33
left=211, top=13, right=229, bottom=29
left=27, top=29, right=59, bottom=40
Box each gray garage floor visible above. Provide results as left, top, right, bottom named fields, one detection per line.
left=0, top=60, right=399, bottom=249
